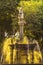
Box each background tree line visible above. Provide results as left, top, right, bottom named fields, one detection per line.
left=0, top=0, right=43, bottom=49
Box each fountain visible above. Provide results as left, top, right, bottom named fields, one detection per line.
left=8, top=7, right=27, bottom=64
left=1, top=7, right=42, bottom=65
left=14, top=7, right=28, bottom=64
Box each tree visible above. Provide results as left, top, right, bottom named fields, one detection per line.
left=0, top=0, right=20, bottom=42
left=19, top=1, right=43, bottom=40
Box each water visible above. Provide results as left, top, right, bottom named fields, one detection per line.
left=0, top=37, right=42, bottom=64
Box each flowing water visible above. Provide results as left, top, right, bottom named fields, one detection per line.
left=0, top=37, right=42, bottom=64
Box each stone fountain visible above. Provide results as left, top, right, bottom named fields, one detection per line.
left=1, top=7, right=42, bottom=65
left=9, top=7, right=26, bottom=64
left=9, top=7, right=37, bottom=64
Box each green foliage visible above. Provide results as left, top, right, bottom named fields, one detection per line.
left=19, top=1, right=43, bottom=39
left=0, top=0, right=43, bottom=42
left=0, top=0, right=20, bottom=42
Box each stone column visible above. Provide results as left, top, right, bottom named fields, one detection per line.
left=18, top=7, right=25, bottom=40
